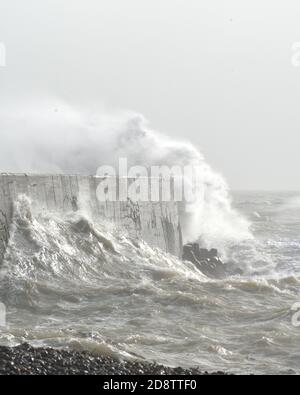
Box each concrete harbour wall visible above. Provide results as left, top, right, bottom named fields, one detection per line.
left=0, top=174, right=183, bottom=262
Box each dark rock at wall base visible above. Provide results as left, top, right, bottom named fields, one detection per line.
left=182, top=243, right=227, bottom=279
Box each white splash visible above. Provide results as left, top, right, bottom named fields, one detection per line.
left=0, top=97, right=251, bottom=247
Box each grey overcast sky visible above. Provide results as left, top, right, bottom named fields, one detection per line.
left=0, top=0, right=300, bottom=190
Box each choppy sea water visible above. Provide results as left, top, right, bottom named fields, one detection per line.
left=1, top=191, right=300, bottom=375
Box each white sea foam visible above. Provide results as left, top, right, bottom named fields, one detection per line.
left=0, top=193, right=300, bottom=374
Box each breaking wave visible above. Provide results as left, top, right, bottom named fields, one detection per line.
left=1, top=194, right=300, bottom=374
left=2, top=100, right=300, bottom=374
left=0, top=98, right=251, bottom=248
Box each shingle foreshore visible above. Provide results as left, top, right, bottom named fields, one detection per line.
left=0, top=343, right=229, bottom=375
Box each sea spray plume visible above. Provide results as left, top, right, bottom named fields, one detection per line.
left=109, top=116, right=251, bottom=248
left=0, top=99, right=251, bottom=249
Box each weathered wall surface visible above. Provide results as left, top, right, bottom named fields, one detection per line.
left=0, top=174, right=182, bottom=262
